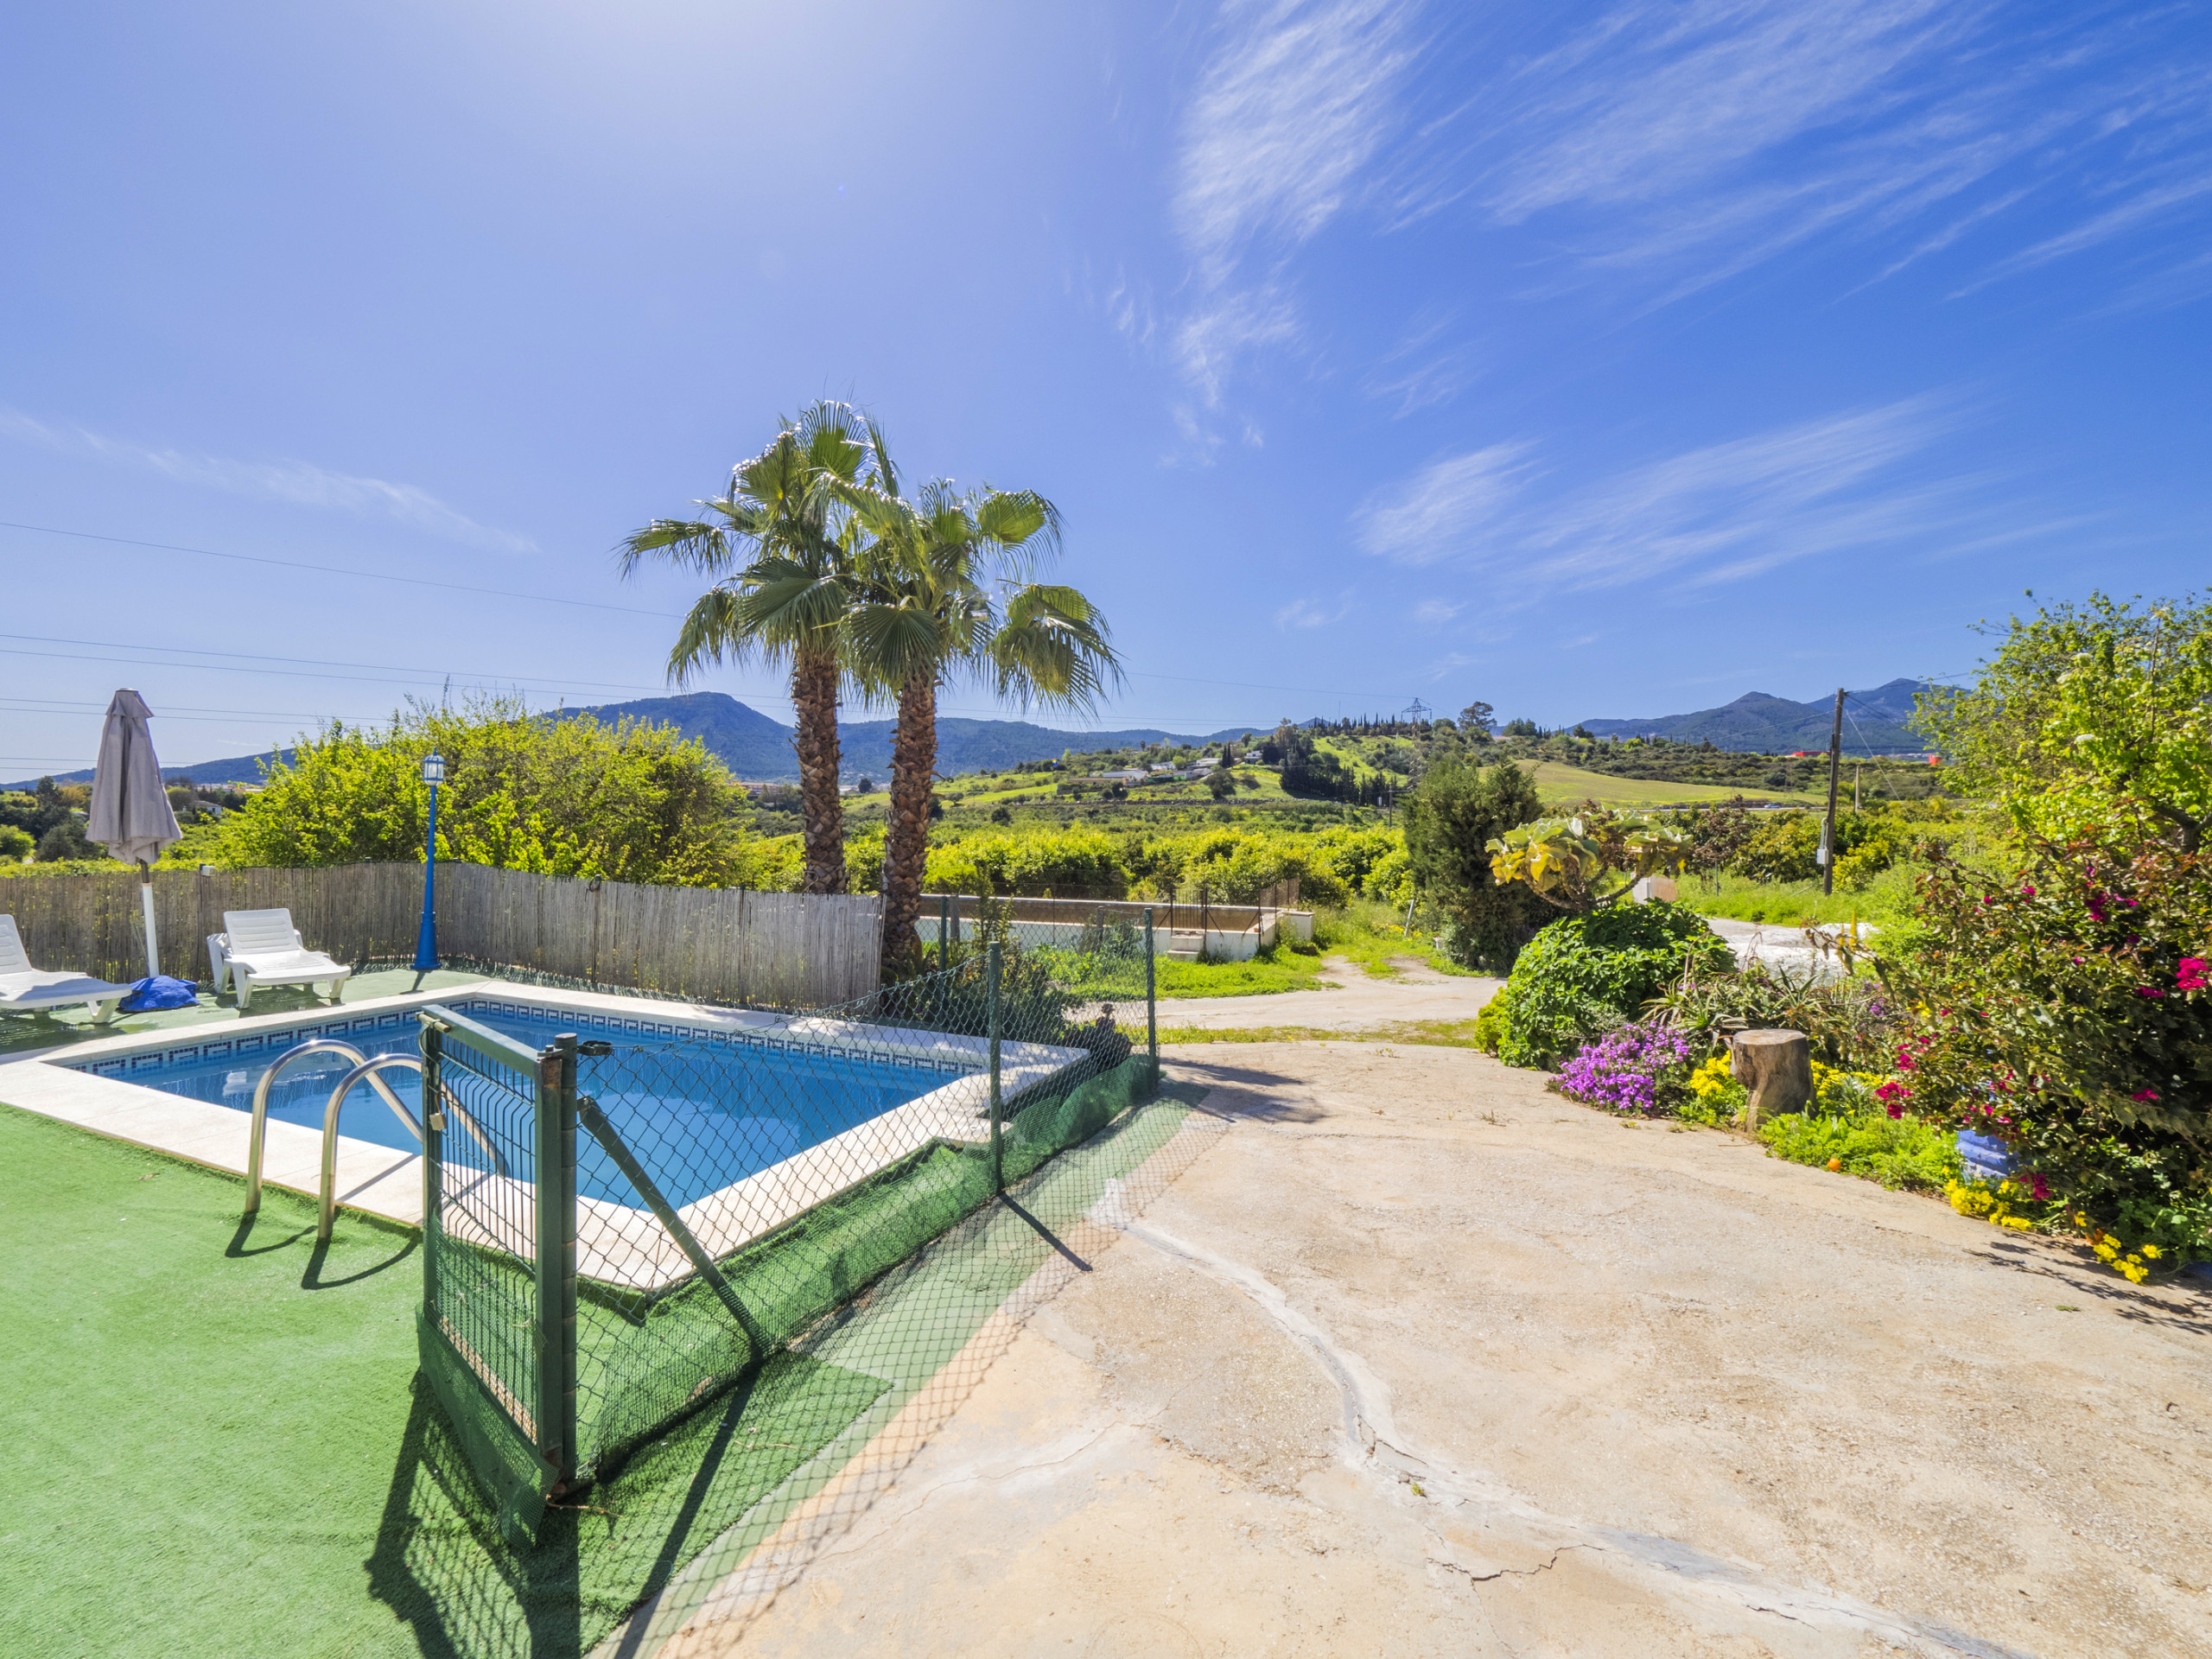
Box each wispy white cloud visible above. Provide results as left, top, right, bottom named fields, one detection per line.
left=1174, top=288, right=1303, bottom=409
left=1275, top=589, right=1356, bottom=630
left=1386, top=1, right=2212, bottom=304
left=1356, top=395, right=2055, bottom=592
left=0, top=408, right=537, bottom=553
left=1175, top=0, right=1416, bottom=283
left=1166, top=1, right=1417, bottom=408
left=1363, top=308, right=1482, bottom=416
left=1355, top=442, right=1535, bottom=566
left=1412, top=597, right=1464, bottom=626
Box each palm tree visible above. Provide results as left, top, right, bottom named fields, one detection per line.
left=617, top=403, right=870, bottom=893
left=838, top=430, right=1119, bottom=966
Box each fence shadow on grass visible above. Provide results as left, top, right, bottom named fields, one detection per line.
left=349, top=1076, right=1227, bottom=1659
left=610, top=1084, right=1229, bottom=1659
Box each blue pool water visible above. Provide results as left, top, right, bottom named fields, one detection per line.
left=73, top=999, right=977, bottom=1208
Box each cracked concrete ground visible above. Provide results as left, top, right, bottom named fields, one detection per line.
left=636, top=1043, right=2212, bottom=1658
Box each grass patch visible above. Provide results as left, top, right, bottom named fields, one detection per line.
left=1314, top=899, right=1486, bottom=980
left=1525, top=761, right=1825, bottom=808
left=1673, top=867, right=1922, bottom=929
left=1154, top=949, right=1332, bottom=998
left=1142, top=1018, right=1487, bottom=1047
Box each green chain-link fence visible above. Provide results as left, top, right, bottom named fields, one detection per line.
left=415, top=909, right=1160, bottom=1541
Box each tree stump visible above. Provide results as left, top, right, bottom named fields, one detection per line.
left=1731, top=1029, right=1813, bottom=1132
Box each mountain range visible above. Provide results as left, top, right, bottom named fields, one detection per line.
left=1576, top=678, right=1941, bottom=753
left=8, top=680, right=1948, bottom=791
left=7, top=693, right=1264, bottom=789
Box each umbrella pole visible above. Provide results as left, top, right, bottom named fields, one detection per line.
left=139, top=861, right=160, bottom=980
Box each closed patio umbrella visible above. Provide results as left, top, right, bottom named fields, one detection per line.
left=87, top=689, right=182, bottom=978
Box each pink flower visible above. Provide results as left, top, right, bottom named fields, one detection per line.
left=2179, top=958, right=2209, bottom=991
left=2132, top=1087, right=2161, bottom=1103
left=2021, top=884, right=2037, bottom=898
left=2088, top=898, right=2108, bottom=923
left=2030, top=1173, right=2050, bottom=1201
left=2135, top=986, right=2164, bottom=1000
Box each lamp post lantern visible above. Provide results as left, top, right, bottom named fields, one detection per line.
left=413, top=751, right=445, bottom=971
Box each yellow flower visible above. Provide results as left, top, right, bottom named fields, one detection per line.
left=2142, top=1244, right=2163, bottom=1260
left=2000, top=1217, right=2032, bottom=1231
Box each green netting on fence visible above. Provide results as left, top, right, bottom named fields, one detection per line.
left=418, top=912, right=1163, bottom=1524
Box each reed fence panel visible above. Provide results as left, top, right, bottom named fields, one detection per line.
left=2, top=864, right=883, bottom=1007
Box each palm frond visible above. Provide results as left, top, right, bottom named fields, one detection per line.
left=614, top=518, right=734, bottom=578
left=665, top=587, right=754, bottom=686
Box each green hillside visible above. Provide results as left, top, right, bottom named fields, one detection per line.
left=1527, top=760, right=1826, bottom=807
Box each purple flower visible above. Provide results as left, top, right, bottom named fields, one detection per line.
left=1556, top=1021, right=1694, bottom=1116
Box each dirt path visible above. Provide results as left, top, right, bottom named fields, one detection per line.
left=1157, top=954, right=1503, bottom=1030
left=645, top=1044, right=2212, bottom=1658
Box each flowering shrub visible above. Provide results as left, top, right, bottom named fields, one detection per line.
left=1488, top=902, right=1734, bottom=1068
left=1885, top=830, right=2212, bottom=1258
left=1946, top=1177, right=2050, bottom=1232
left=1810, top=1060, right=1885, bottom=1114
left=1681, top=1052, right=1746, bottom=1126
left=1554, top=1020, right=1694, bottom=1114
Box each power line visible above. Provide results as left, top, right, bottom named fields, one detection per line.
left=0, top=526, right=1419, bottom=707
left=0, top=519, right=677, bottom=619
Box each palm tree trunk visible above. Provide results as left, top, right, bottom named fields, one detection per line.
left=790, top=645, right=847, bottom=893
left=880, top=670, right=937, bottom=969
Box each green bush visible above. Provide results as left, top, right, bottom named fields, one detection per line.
left=211, top=695, right=752, bottom=885
left=35, top=818, right=100, bottom=862
left=1759, top=1110, right=1961, bottom=1192
left=1402, top=757, right=1545, bottom=968
left=0, top=823, right=34, bottom=861
left=1489, top=902, right=1734, bottom=1068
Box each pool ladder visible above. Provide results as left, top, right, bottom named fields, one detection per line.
left=243, top=1038, right=505, bottom=1241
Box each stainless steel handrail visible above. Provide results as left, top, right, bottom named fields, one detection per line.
left=245, top=1039, right=412, bottom=1213
left=315, top=1054, right=508, bottom=1241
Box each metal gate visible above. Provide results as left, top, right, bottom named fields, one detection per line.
left=413, top=1004, right=577, bottom=1542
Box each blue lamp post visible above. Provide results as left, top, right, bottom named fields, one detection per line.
left=412, top=751, right=444, bottom=971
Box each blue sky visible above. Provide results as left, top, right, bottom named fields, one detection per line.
left=4, top=0, right=2209, bottom=775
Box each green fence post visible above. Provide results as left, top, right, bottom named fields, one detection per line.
left=987, top=940, right=1003, bottom=1195
left=420, top=1020, right=443, bottom=1330
left=1144, top=906, right=1157, bottom=1076
left=534, top=1033, right=580, bottom=1491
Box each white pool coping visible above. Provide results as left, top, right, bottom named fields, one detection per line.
left=0, top=980, right=1091, bottom=1292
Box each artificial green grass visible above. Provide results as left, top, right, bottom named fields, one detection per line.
left=0, top=1076, right=1205, bottom=1657
left=0, top=1107, right=885, bottom=1658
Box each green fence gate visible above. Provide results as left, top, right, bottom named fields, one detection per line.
left=414, top=917, right=1161, bottom=1541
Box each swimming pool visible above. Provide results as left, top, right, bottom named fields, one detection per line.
left=67, top=998, right=983, bottom=1209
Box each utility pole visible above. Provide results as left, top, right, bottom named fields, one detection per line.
left=1821, top=688, right=1844, bottom=896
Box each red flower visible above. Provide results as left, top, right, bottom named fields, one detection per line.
left=2030, top=1173, right=2050, bottom=1201
left=2179, top=957, right=2209, bottom=991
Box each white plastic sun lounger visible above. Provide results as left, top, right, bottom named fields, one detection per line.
left=207, top=908, right=353, bottom=1010
left=0, top=915, right=130, bottom=1024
